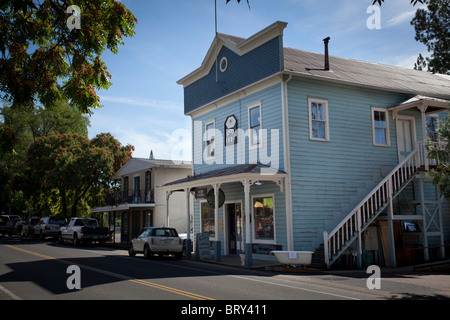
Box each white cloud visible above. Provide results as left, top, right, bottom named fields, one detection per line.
left=385, top=4, right=427, bottom=28
left=98, top=95, right=181, bottom=111
left=114, top=128, right=192, bottom=161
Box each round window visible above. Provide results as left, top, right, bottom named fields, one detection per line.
left=219, top=57, right=228, bottom=72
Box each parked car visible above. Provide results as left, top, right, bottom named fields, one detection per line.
left=128, top=227, right=183, bottom=259
left=21, top=217, right=41, bottom=237
left=178, top=232, right=194, bottom=254
left=0, top=215, right=22, bottom=235
left=34, top=216, right=67, bottom=240
left=0, top=215, right=14, bottom=236
left=58, top=217, right=109, bottom=246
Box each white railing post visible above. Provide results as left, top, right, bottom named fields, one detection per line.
left=323, top=231, right=329, bottom=268
left=356, top=208, right=362, bottom=269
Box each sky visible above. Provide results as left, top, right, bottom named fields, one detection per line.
left=88, top=0, right=429, bottom=161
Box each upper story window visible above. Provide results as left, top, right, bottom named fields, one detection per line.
left=308, top=98, right=329, bottom=141
left=426, top=115, right=439, bottom=142
left=248, top=102, right=262, bottom=148
left=371, top=107, right=390, bottom=146
left=205, top=120, right=215, bottom=159
left=219, top=56, right=228, bottom=72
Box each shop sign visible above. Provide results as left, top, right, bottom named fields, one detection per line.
left=224, top=115, right=238, bottom=146
left=195, top=188, right=207, bottom=199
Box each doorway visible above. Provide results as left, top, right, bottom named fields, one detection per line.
left=226, top=203, right=242, bottom=255
left=396, top=116, right=416, bottom=162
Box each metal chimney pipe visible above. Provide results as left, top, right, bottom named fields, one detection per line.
left=323, top=37, right=330, bottom=71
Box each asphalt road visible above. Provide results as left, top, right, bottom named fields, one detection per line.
left=0, top=236, right=380, bottom=300
left=1, top=236, right=449, bottom=310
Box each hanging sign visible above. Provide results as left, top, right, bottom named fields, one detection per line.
left=224, top=115, right=238, bottom=146
left=195, top=188, right=207, bottom=199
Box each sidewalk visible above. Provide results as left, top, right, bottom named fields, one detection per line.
left=194, top=254, right=450, bottom=299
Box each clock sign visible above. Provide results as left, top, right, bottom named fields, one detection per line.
left=224, top=115, right=238, bottom=146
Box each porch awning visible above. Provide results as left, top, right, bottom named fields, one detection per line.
left=90, top=203, right=155, bottom=214
left=389, top=95, right=450, bottom=118
left=159, top=163, right=286, bottom=191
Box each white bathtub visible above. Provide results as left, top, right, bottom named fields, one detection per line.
left=271, top=251, right=314, bottom=266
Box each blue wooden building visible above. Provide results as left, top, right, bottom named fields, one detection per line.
left=162, top=21, right=450, bottom=268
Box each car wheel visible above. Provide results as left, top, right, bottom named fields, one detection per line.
left=175, top=252, right=183, bottom=259
left=73, top=234, right=80, bottom=246
left=58, top=233, right=64, bottom=244
left=143, top=244, right=151, bottom=259
left=128, top=243, right=136, bottom=257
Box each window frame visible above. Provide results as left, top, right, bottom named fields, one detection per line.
left=200, top=201, right=216, bottom=240
left=426, top=114, right=439, bottom=142
left=308, top=98, right=330, bottom=141
left=204, top=120, right=216, bottom=160
left=247, top=101, right=262, bottom=149
left=252, top=194, right=276, bottom=244
left=371, top=107, right=391, bottom=147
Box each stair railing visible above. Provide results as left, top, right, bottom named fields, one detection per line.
left=323, top=144, right=427, bottom=268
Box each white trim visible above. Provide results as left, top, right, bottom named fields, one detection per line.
left=371, top=107, right=391, bottom=147
left=219, top=56, right=228, bottom=72
left=199, top=200, right=217, bottom=242
left=395, top=115, right=417, bottom=162
left=308, top=98, right=330, bottom=141
left=247, top=101, right=263, bottom=150
left=223, top=200, right=243, bottom=255
left=251, top=193, right=276, bottom=245
left=188, top=73, right=282, bottom=119
left=177, top=21, right=287, bottom=87
left=281, top=75, right=293, bottom=251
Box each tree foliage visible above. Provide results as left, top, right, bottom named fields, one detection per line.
left=0, top=99, right=90, bottom=214
left=0, top=0, right=137, bottom=113
left=21, top=132, right=133, bottom=218
left=427, top=116, right=450, bottom=198
left=372, top=0, right=424, bottom=5
left=411, top=0, right=450, bottom=74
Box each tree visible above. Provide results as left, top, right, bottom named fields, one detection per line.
left=21, top=132, right=133, bottom=218
left=411, top=0, right=450, bottom=74
left=1, top=99, right=90, bottom=214
left=427, top=116, right=450, bottom=198
left=0, top=0, right=137, bottom=113
left=372, top=0, right=424, bottom=5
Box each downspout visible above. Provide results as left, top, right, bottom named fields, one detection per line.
left=281, top=73, right=293, bottom=250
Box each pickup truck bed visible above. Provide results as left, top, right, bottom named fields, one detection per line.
left=59, top=218, right=109, bottom=245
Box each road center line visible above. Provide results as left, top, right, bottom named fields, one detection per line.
left=3, top=244, right=214, bottom=300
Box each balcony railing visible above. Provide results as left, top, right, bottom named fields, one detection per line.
left=93, top=189, right=154, bottom=207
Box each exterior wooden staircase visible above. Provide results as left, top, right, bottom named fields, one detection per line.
left=322, top=143, right=434, bottom=268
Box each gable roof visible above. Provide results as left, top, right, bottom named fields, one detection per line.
left=283, top=47, right=450, bottom=100
left=178, top=21, right=450, bottom=100
left=113, top=157, right=192, bottom=179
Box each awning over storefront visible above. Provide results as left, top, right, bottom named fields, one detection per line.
left=160, top=163, right=286, bottom=191
left=159, top=163, right=287, bottom=266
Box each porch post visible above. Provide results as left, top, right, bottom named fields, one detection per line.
left=388, top=177, right=397, bottom=267
left=213, top=183, right=221, bottom=262
left=185, top=188, right=191, bottom=259
left=242, top=179, right=252, bottom=267
left=165, top=191, right=172, bottom=227
left=419, top=176, right=430, bottom=261
left=419, top=105, right=429, bottom=171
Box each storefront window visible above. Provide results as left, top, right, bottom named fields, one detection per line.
left=201, top=202, right=215, bottom=237
left=253, top=196, right=274, bottom=240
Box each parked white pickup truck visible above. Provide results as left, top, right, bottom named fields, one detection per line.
left=58, top=217, right=109, bottom=246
